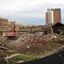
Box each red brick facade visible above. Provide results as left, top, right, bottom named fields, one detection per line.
left=54, top=12, right=60, bottom=23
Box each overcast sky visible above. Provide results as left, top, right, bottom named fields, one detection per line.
left=0, top=0, right=64, bottom=25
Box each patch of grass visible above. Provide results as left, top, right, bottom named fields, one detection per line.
left=16, top=54, right=38, bottom=61
left=9, top=58, right=14, bottom=62
left=18, top=34, right=22, bottom=37
left=8, top=54, right=38, bottom=63
left=57, top=35, right=61, bottom=38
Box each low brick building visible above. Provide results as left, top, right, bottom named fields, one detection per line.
left=0, top=17, right=8, bottom=35
left=52, top=22, right=64, bottom=35
left=19, top=25, right=43, bottom=34
left=42, top=22, right=64, bottom=35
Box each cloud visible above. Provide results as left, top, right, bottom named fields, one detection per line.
left=0, top=0, right=64, bottom=25
left=13, top=3, right=64, bottom=18
left=0, top=0, right=64, bottom=16
left=46, top=0, right=64, bottom=4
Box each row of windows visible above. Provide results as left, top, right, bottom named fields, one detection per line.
left=0, top=27, right=7, bottom=30
left=0, top=23, right=8, bottom=26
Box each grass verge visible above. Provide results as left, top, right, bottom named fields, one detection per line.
left=8, top=54, right=38, bottom=63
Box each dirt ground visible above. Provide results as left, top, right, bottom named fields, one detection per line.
left=1, top=33, right=63, bottom=56
left=0, top=34, right=64, bottom=55
left=0, top=34, right=64, bottom=64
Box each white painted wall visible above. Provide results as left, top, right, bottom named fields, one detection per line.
left=48, top=9, right=54, bottom=24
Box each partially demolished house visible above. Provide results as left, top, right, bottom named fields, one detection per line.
left=52, top=22, right=64, bottom=35
left=42, top=22, right=64, bottom=35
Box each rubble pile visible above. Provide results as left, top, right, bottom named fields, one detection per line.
left=8, top=34, right=52, bottom=48
left=0, top=55, right=7, bottom=64
left=0, top=36, right=6, bottom=42
left=8, top=34, right=64, bottom=51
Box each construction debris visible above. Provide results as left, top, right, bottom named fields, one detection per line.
left=7, top=33, right=64, bottom=54
left=0, top=46, right=8, bottom=50
left=0, top=33, right=64, bottom=64
left=0, top=36, right=6, bottom=41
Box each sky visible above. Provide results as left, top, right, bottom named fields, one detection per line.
left=0, top=0, right=64, bottom=26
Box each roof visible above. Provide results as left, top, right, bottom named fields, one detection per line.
left=42, top=22, right=64, bottom=29
left=52, top=22, right=64, bottom=27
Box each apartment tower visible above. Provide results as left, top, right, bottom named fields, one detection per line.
left=46, top=8, right=61, bottom=25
